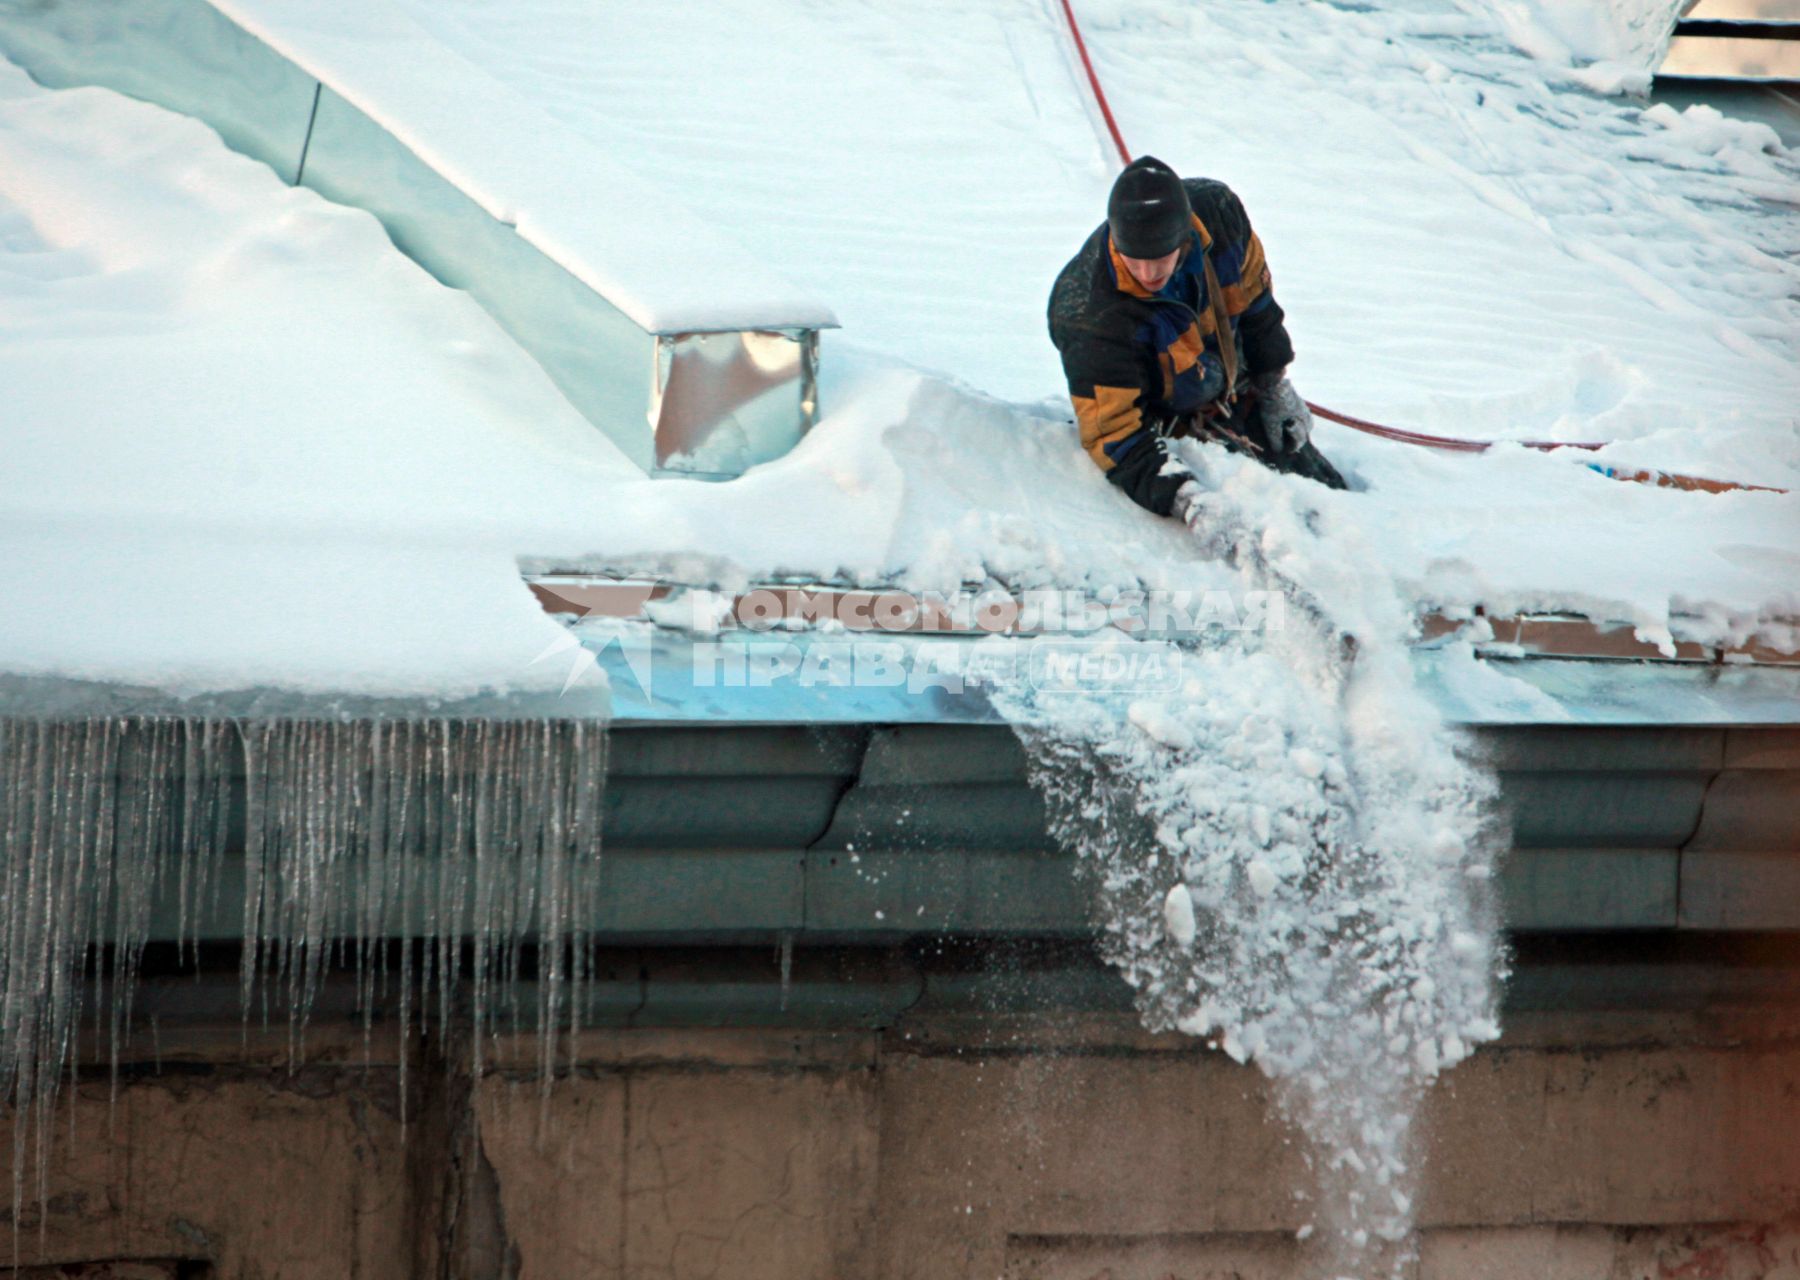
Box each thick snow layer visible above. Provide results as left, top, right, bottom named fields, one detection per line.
left=0, top=59, right=637, bottom=696
left=2, top=0, right=1797, bottom=695
left=393, top=0, right=1113, bottom=404
left=385, top=0, right=1798, bottom=644
left=395, top=0, right=1799, bottom=446
left=209, top=0, right=835, bottom=334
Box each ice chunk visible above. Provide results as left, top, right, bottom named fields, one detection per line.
left=1131, top=700, right=1196, bottom=751
left=1163, top=882, right=1198, bottom=948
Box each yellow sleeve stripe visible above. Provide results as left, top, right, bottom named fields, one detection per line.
left=1072, top=385, right=1142, bottom=470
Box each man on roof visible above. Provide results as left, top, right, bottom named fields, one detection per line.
left=1048, top=156, right=1346, bottom=518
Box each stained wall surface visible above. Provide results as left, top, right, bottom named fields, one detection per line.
left=5, top=1010, right=1799, bottom=1279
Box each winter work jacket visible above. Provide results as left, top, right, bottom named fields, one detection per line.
left=1047, top=177, right=1294, bottom=513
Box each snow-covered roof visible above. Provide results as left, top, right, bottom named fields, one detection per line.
left=211, top=0, right=837, bottom=336
left=0, top=0, right=1794, bottom=703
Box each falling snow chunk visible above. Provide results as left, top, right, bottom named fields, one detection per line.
left=1465, top=1017, right=1502, bottom=1042
left=1289, top=747, right=1326, bottom=778
left=1129, top=700, right=1196, bottom=751
left=1247, top=859, right=1279, bottom=898
left=1163, top=882, right=1198, bottom=948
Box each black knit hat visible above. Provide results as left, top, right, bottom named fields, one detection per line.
left=1107, top=156, right=1191, bottom=259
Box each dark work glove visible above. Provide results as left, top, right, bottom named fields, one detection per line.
left=1106, top=434, right=1192, bottom=517
left=1252, top=372, right=1313, bottom=456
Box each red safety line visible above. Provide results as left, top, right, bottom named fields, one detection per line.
left=1305, top=403, right=1782, bottom=490
left=1054, top=0, right=1786, bottom=496
left=1055, top=0, right=1132, bottom=170
left=1305, top=401, right=1603, bottom=454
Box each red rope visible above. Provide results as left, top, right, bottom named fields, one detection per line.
left=1305, top=401, right=1603, bottom=454
left=1305, top=401, right=1784, bottom=491
left=1055, top=0, right=1132, bottom=170
left=1054, top=0, right=1784, bottom=496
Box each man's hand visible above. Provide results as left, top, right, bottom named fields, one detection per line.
left=1106, top=435, right=1195, bottom=518
left=1145, top=456, right=1195, bottom=518
left=1252, top=373, right=1313, bottom=455
left=1172, top=479, right=1207, bottom=531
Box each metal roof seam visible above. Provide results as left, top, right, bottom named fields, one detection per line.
left=798, top=727, right=878, bottom=937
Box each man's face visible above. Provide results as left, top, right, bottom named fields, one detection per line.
left=1120, top=248, right=1180, bottom=293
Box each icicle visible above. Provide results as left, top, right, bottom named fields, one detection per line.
left=0, top=712, right=608, bottom=1221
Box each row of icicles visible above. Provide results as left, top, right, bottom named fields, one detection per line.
left=0, top=715, right=607, bottom=1228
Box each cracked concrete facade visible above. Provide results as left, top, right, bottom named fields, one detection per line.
left=3, top=1012, right=1799, bottom=1279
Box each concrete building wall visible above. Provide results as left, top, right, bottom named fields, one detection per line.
left=3, top=1068, right=411, bottom=1276
left=5, top=1011, right=1800, bottom=1279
